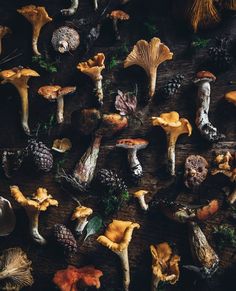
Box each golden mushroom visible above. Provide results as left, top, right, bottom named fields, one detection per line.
left=71, top=206, right=93, bottom=234
left=0, top=26, right=11, bottom=55
left=107, top=10, right=130, bottom=40
left=133, top=190, right=149, bottom=211
left=10, top=185, right=58, bottom=245
left=52, top=138, right=72, bottom=153
left=124, top=37, right=173, bottom=100
left=97, top=220, right=140, bottom=291
left=17, top=5, right=52, bottom=55
left=77, top=53, right=105, bottom=106
left=225, top=91, right=236, bottom=106
left=152, top=111, right=192, bottom=176
left=0, top=67, right=39, bottom=135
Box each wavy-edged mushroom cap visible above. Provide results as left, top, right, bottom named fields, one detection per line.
left=212, top=151, right=236, bottom=182
left=225, top=91, right=236, bottom=106
left=116, top=138, right=149, bottom=150
left=38, top=85, right=76, bottom=101
left=17, top=5, right=52, bottom=27
left=71, top=206, right=93, bottom=220
left=77, top=53, right=105, bottom=81
left=52, top=138, right=72, bottom=153
left=133, top=190, right=149, bottom=198
left=108, top=10, right=130, bottom=20
left=97, top=113, right=128, bottom=137
left=97, top=219, right=140, bottom=252
left=0, top=67, right=39, bottom=84
left=196, top=199, right=219, bottom=221
left=194, top=71, right=216, bottom=83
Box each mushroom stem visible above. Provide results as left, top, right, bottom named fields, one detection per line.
left=138, top=195, right=148, bottom=211
left=127, top=148, right=142, bottom=180
left=57, top=96, right=64, bottom=124
left=27, top=210, right=46, bottom=245
left=94, top=0, right=98, bottom=10
left=227, top=184, right=236, bottom=204
left=112, top=19, right=120, bottom=40
left=114, top=248, right=130, bottom=291
left=151, top=274, right=160, bottom=291
left=75, top=217, right=88, bottom=234
left=61, top=0, right=79, bottom=16
left=149, top=68, right=157, bottom=98
left=32, top=25, right=41, bottom=56
left=94, top=77, right=103, bottom=106
left=166, top=133, right=176, bottom=176
left=0, top=40, right=2, bottom=55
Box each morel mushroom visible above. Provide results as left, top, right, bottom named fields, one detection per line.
left=17, top=5, right=52, bottom=56
left=124, top=37, right=173, bottom=100
left=97, top=220, right=140, bottom=291
left=0, top=26, right=11, bottom=55
left=133, top=190, right=149, bottom=211
left=150, top=242, right=180, bottom=290
left=225, top=91, right=236, bottom=106
left=71, top=206, right=93, bottom=234
left=38, top=85, right=76, bottom=124
left=51, top=26, right=80, bottom=54
left=52, top=138, right=72, bottom=153
left=107, top=10, right=130, bottom=40
left=10, top=186, right=58, bottom=245
left=77, top=53, right=105, bottom=106
left=116, top=138, right=149, bottom=181
left=194, top=71, right=225, bottom=142
left=152, top=111, right=192, bottom=176
left=0, top=67, right=39, bottom=135
left=0, top=196, right=15, bottom=236
left=61, top=0, right=79, bottom=16
left=184, top=155, right=209, bottom=190
left=0, top=248, right=33, bottom=290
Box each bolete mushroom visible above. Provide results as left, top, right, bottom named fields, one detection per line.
left=52, top=138, right=72, bottom=153
left=124, top=37, right=173, bottom=100
left=107, top=10, right=130, bottom=40
left=0, top=67, right=39, bottom=135
left=133, top=190, right=149, bottom=211
left=152, top=111, right=192, bottom=176
left=97, top=220, right=140, bottom=291
left=150, top=242, right=180, bottom=291
left=116, top=138, right=149, bottom=181
left=0, top=196, right=16, bottom=236
left=77, top=53, right=105, bottom=106
left=38, top=85, right=76, bottom=124
left=225, top=91, right=236, bottom=106
left=71, top=205, right=93, bottom=234
left=0, top=26, right=11, bottom=55
left=17, top=5, right=52, bottom=56
left=194, top=71, right=225, bottom=142
left=61, top=0, right=79, bottom=16
left=10, top=185, right=58, bottom=245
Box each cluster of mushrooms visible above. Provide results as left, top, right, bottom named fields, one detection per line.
left=0, top=1, right=236, bottom=291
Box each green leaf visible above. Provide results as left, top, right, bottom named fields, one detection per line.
left=84, top=216, right=103, bottom=241
left=191, top=38, right=210, bottom=49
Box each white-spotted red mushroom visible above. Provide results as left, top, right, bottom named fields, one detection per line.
left=107, top=10, right=130, bottom=40
left=116, top=138, right=149, bottom=181
left=71, top=206, right=93, bottom=234
left=133, top=190, right=149, bottom=211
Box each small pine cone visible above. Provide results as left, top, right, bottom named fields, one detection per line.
left=52, top=224, right=77, bottom=256
left=24, top=139, right=53, bottom=172
left=158, top=74, right=185, bottom=99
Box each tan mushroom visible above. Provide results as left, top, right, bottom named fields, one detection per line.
left=0, top=26, right=11, bottom=55
left=52, top=138, right=72, bottom=153
left=17, top=5, right=52, bottom=55
left=0, top=67, right=39, bottom=135
left=152, top=111, right=192, bottom=176
left=124, top=37, right=173, bottom=100
left=38, top=85, right=76, bottom=123
left=71, top=206, right=93, bottom=234
left=133, top=190, right=149, bottom=211
left=107, top=10, right=130, bottom=40
left=225, top=91, right=236, bottom=106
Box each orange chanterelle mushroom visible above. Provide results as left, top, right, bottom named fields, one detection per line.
left=107, top=10, right=130, bottom=40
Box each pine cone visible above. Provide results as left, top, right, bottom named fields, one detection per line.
left=24, top=139, right=53, bottom=172
left=52, top=224, right=77, bottom=256
left=158, top=74, right=185, bottom=99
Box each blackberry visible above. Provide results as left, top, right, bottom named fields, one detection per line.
left=158, top=74, right=185, bottom=99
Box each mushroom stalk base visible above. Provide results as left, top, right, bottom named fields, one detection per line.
left=57, top=96, right=64, bottom=124
left=127, top=149, right=143, bottom=180
left=114, top=248, right=130, bottom=291
left=32, top=26, right=41, bottom=56
left=27, top=211, right=47, bottom=245
left=151, top=274, right=160, bottom=291
left=61, top=0, right=79, bottom=16
left=75, top=217, right=88, bottom=234
left=94, top=0, right=98, bottom=10
left=149, top=69, right=157, bottom=99
left=15, top=84, right=30, bottom=135
left=138, top=195, right=148, bottom=211
left=227, top=184, right=236, bottom=204
left=94, top=78, right=103, bottom=106
left=167, top=134, right=176, bottom=176
left=113, top=19, right=120, bottom=40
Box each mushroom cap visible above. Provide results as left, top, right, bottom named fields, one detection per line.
left=38, top=85, right=76, bottom=100
left=133, top=190, right=149, bottom=198
left=97, top=113, right=128, bottom=137
left=116, top=138, right=149, bottom=150
left=211, top=151, right=236, bottom=182
left=108, top=10, right=130, bottom=20
left=17, top=5, right=52, bottom=26
left=97, top=219, right=140, bottom=252
left=225, top=91, right=236, bottom=106
left=194, top=71, right=216, bottom=83
left=71, top=206, right=93, bottom=220
left=0, top=67, right=39, bottom=83
left=52, top=138, right=72, bottom=153
left=0, top=26, right=11, bottom=38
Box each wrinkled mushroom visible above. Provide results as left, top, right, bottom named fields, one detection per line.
left=53, top=265, right=103, bottom=290
left=184, top=155, right=209, bottom=190
left=52, top=138, right=72, bottom=153
left=124, top=37, right=173, bottom=100
left=97, top=220, right=140, bottom=291
left=194, top=71, right=225, bottom=142
left=77, top=53, right=105, bottom=106
left=10, top=185, right=58, bottom=245
left=0, top=26, right=11, bottom=55
left=0, top=196, right=15, bottom=236
left=107, top=10, right=130, bottom=40
left=71, top=206, right=93, bottom=234
left=152, top=111, right=192, bottom=176
left=0, top=67, right=39, bottom=135
left=150, top=242, right=180, bottom=291
left=51, top=26, right=80, bottom=54
left=225, top=91, right=236, bottom=106
left=61, top=0, right=79, bottom=16
left=38, top=85, right=76, bottom=124
left=0, top=248, right=33, bottom=290
left=116, top=138, right=149, bottom=181
left=17, top=5, right=52, bottom=56
left=133, top=190, right=149, bottom=211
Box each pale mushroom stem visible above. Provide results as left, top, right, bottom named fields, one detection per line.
left=61, top=0, right=79, bottom=16
left=227, top=184, right=236, bottom=204
left=127, top=149, right=142, bottom=179
left=15, top=84, right=30, bottom=135
left=114, top=248, right=130, bottom=291
left=151, top=274, right=160, bottom=291
left=94, top=77, right=103, bottom=106
left=166, top=133, right=177, bottom=176
left=75, top=217, right=88, bottom=234
left=57, top=96, right=64, bottom=124
left=138, top=195, right=148, bottom=211
left=32, top=25, right=41, bottom=56
left=94, top=0, right=98, bottom=10
left=113, top=19, right=120, bottom=40
left=0, top=40, right=2, bottom=55
left=149, top=69, right=157, bottom=98
left=27, top=210, right=47, bottom=245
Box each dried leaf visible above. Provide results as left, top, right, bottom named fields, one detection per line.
left=84, top=216, right=103, bottom=241
left=115, top=90, right=137, bottom=116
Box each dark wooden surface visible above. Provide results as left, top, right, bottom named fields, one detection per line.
left=0, top=0, right=236, bottom=290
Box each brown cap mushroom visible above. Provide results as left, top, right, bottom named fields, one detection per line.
left=225, top=91, right=236, bottom=106
left=0, top=26, right=11, bottom=55
left=133, top=190, right=149, bottom=210
left=71, top=206, right=93, bottom=234
left=38, top=85, right=76, bottom=123
left=52, top=138, right=72, bottom=153
left=107, top=10, right=130, bottom=40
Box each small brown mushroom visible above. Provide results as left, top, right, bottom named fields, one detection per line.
left=38, top=85, right=76, bottom=124
left=0, top=26, right=11, bottom=55
left=71, top=206, right=93, bottom=234
left=52, top=138, right=72, bottom=153
left=225, top=91, right=236, bottom=106
left=107, top=10, right=130, bottom=40
left=133, top=190, right=149, bottom=211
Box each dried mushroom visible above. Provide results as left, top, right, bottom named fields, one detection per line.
left=17, top=5, right=52, bottom=56
left=97, top=220, right=140, bottom=291
left=0, top=26, right=11, bottom=55
left=0, top=67, right=39, bottom=135
left=71, top=205, right=93, bottom=234
left=225, top=91, right=236, bottom=106
left=52, top=138, right=72, bottom=153
left=10, top=186, right=58, bottom=245
left=107, top=10, right=130, bottom=40
left=133, top=190, right=149, bottom=211
left=61, top=0, right=79, bottom=16
left=124, top=37, right=173, bottom=100
left=0, top=248, right=33, bottom=291
left=0, top=196, right=15, bottom=236
left=152, top=111, right=192, bottom=176
left=150, top=242, right=180, bottom=290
